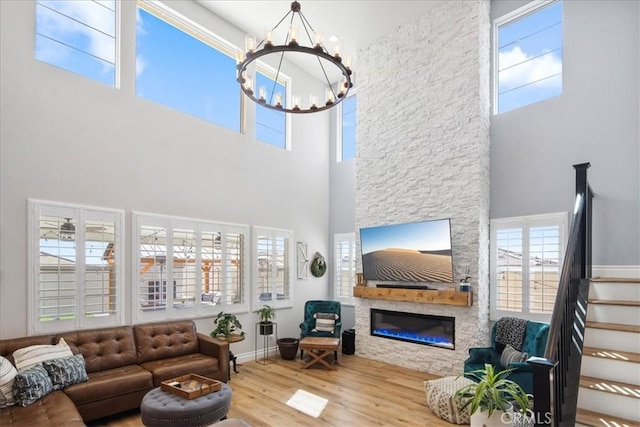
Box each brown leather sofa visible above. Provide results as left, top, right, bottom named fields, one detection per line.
left=0, top=320, right=229, bottom=426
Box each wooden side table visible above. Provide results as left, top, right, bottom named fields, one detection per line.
left=217, top=334, right=245, bottom=380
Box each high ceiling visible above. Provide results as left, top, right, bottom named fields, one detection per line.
left=197, top=1, right=439, bottom=80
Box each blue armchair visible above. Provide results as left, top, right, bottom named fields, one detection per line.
left=464, top=319, right=549, bottom=394
left=299, top=300, right=342, bottom=359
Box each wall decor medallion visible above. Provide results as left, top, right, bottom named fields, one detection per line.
left=297, top=242, right=308, bottom=280
left=310, top=252, right=327, bottom=278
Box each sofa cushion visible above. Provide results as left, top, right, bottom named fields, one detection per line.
left=0, top=390, right=85, bottom=427
left=0, top=336, right=56, bottom=366
left=134, top=321, right=199, bottom=364
left=63, top=363, right=152, bottom=406
left=12, top=365, right=54, bottom=407
left=57, top=326, right=138, bottom=373
left=140, top=353, right=220, bottom=386
left=12, top=338, right=72, bottom=372
left=313, top=313, right=339, bottom=333
left=0, top=356, right=18, bottom=408
left=42, top=354, right=88, bottom=390
left=501, top=344, right=529, bottom=367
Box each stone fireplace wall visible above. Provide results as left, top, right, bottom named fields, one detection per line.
left=355, top=1, right=491, bottom=377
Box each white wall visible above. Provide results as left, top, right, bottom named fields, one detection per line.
left=490, top=0, right=640, bottom=266
left=354, top=1, right=492, bottom=376
left=0, top=0, right=332, bottom=347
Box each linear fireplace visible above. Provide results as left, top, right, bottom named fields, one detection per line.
left=370, top=309, right=455, bottom=350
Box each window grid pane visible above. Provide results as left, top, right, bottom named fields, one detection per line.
left=341, top=95, right=357, bottom=161
left=257, top=236, right=273, bottom=302
left=529, top=225, right=560, bottom=313
left=255, top=71, right=286, bottom=149
left=201, top=231, right=222, bottom=306
left=495, top=228, right=523, bottom=312
left=173, top=228, right=197, bottom=309
left=35, top=0, right=116, bottom=86
left=139, top=226, right=168, bottom=312
left=84, top=219, right=117, bottom=318
left=225, top=233, right=243, bottom=305
left=496, top=1, right=563, bottom=113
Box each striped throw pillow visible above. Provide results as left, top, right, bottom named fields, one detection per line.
left=12, top=338, right=73, bottom=373
left=0, top=356, right=18, bottom=408
left=313, top=312, right=339, bottom=333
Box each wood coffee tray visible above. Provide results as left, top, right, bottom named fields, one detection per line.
left=160, top=373, right=222, bottom=399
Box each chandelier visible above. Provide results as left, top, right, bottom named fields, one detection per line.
left=236, top=1, right=353, bottom=114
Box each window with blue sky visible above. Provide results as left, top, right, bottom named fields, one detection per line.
left=341, top=95, right=357, bottom=161
left=135, top=6, right=240, bottom=132
left=35, top=0, right=116, bottom=86
left=255, top=71, right=287, bottom=149
left=495, top=1, right=563, bottom=114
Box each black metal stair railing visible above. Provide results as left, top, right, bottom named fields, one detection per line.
left=529, top=163, right=594, bottom=427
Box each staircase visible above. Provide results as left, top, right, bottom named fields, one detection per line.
left=576, top=276, right=640, bottom=427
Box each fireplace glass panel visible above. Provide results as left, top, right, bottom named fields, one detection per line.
left=370, top=309, right=454, bottom=350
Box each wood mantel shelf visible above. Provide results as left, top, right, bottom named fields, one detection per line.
left=353, top=286, right=472, bottom=307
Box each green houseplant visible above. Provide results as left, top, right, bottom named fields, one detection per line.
left=455, top=363, right=531, bottom=427
left=256, top=305, right=276, bottom=335
left=210, top=311, right=244, bottom=339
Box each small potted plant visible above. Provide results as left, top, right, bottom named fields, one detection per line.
left=256, top=304, right=276, bottom=335
left=210, top=311, right=244, bottom=339
left=455, top=363, right=531, bottom=427
left=459, top=265, right=472, bottom=291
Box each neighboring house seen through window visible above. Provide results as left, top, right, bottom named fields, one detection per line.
left=494, top=1, right=563, bottom=114
left=490, top=213, right=567, bottom=322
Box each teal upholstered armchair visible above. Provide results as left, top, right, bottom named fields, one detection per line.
left=463, top=319, right=549, bottom=394
left=299, top=300, right=342, bottom=358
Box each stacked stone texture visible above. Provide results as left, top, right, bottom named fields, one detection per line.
left=354, top=0, right=491, bottom=377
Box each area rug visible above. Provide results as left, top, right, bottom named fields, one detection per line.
left=285, top=389, right=328, bottom=418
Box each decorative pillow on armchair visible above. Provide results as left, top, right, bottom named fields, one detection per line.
left=42, top=354, right=88, bottom=390
left=12, top=365, right=54, bottom=407
left=312, top=313, right=339, bottom=333
left=501, top=344, right=529, bottom=367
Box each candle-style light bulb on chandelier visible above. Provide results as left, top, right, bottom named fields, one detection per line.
left=236, top=1, right=353, bottom=114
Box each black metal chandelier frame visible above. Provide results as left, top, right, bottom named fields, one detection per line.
left=236, top=1, right=353, bottom=114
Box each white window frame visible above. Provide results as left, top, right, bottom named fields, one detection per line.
left=28, top=200, right=125, bottom=335
left=492, top=0, right=563, bottom=114
left=334, top=232, right=356, bottom=305
left=132, top=212, right=249, bottom=323
left=254, top=61, right=291, bottom=150
left=252, top=226, right=294, bottom=310
left=490, top=212, right=568, bottom=322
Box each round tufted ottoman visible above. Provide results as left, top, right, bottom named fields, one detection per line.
left=424, top=376, right=474, bottom=425
left=141, top=384, right=232, bottom=427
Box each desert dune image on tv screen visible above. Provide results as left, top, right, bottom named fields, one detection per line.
left=360, top=219, right=453, bottom=283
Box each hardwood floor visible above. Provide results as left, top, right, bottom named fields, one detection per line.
left=88, top=354, right=456, bottom=426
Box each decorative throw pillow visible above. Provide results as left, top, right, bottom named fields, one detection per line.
left=12, top=338, right=73, bottom=373
left=424, top=376, right=474, bottom=424
left=12, top=365, right=54, bottom=407
left=501, top=344, right=529, bottom=367
left=42, top=354, right=88, bottom=390
left=0, top=356, right=18, bottom=408
left=312, top=312, right=339, bottom=333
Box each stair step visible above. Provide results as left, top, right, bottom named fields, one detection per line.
left=588, top=299, right=640, bottom=307
left=586, top=321, right=640, bottom=333
left=592, top=277, right=640, bottom=283
left=583, top=346, right=640, bottom=364
left=580, top=376, right=640, bottom=399
left=576, top=408, right=639, bottom=427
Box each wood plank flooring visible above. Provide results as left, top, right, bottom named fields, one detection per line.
left=88, top=355, right=455, bottom=427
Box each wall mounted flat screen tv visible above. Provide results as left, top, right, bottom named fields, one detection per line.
left=360, top=219, right=453, bottom=283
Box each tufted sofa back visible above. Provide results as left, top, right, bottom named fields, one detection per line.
left=0, top=335, right=55, bottom=365
left=133, top=320, right=198, bottom=364
left=57, top=326, right=137, bottom=373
